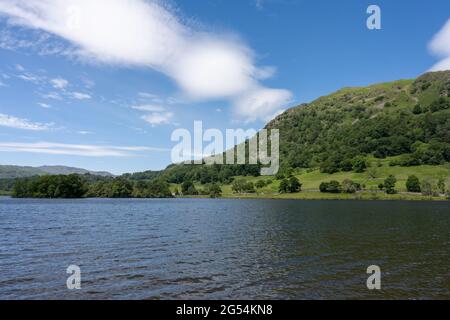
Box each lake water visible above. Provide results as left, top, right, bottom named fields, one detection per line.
left=0, top=197, right=449, bottom=300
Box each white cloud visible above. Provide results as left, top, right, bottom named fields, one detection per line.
left=0, top=79, right=5, bottom=87
left=429, top=19, right=450, bottom=71
left=50, top=77, right=69, bottom=89
left=141, top=112, right=174, bottom=126
left=233, top=86, right=293, bottom=122
left=38, top=102, right=51, bottom=108
left=0, top=141, right=169, bottom=157
left=138, top=92, right=159, bottom=99
left=429, top=57, right=450, bottom=72
left=15, top=64, right=25, bottom=71
left=76, top=130, right=93, bottom=135
left=41, top=91, right=62, bottom=100
left=131, top=104, right=165, bottom=112
left=0, top=113, right=53, bottom=131
left=17, top=72, right=42, bottom=83
left=71, top=91, right=91, bottom=100
left=0, top=0, right=292, bottom=121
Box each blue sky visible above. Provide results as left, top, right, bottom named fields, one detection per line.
left=0, top=0, right=449, bottom=174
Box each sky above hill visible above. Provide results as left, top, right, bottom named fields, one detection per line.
left=0, top=0, right=449, bottom=174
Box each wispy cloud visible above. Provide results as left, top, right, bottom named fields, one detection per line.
left=71, top=91, right=91, bottom=100
left=76, top=130, right=93, bottom=135
left=141, top=112, right=174, bottom=126
left=0, top=141, right=170, bottom=157
left=17, top=72, right=42, bottom=84
left=131, top=104, right=165, bottom=112
left=38, top=102, right=52, bottom=109
left=50, top=77, right=69, bottom=89
left=429, top=19, right=450, bottom=71
left=0, top=113, right=54, bottom=131
left=0, top=0, right=292, bottom=121
left=138, top=92, right=159, bottom=99
left=41, top=91, right=63, bottom=100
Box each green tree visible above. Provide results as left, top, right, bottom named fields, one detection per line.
left=319, top=181, right=341, bottom=193
left=352, top=156, right=367, bottom=173
left=207, top=183, right=222, bottom=198
left=255, top=180, right=266, bottom=189
left=288, top=176, right=302, bottom=193
left=412, top=104, right=422, bottom=115
left=279, top=179, right=289, bottom=193
left=342, top=179, right=361, bottom=194
left=384, top=175, right=397, bottom=194
left=111, top=178, right=133, bottom=198
left=181, top=180, right=198, bottom=195
left=406, top=175, right=421, bottom=193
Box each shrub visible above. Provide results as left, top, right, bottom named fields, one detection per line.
left=406, top=175, right=421, bottom=193
left=384, top=175, right=397, bottom=194
left=342, top=179, right=361, bottom=194
left=232, top=179, right=255, bottom=193
left=352, top=156, right=367, bottom=173
left=182, top=180, right=198, bottom=195
left=288, top=176, right=302, bottom=193
left=319, top=181, right=341, bottom=193
left=206, top=183, right=222, bottom=198
left=412, top=104, right=422, bottom=114
left=279, top=179, right=289, bottom=193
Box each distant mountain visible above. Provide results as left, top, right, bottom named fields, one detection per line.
left=38, top=166, right=113, bottom=177
left=0, top=165, right=114, bottom=179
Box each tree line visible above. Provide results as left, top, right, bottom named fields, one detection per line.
left=12, top=175, right=173, bottom=199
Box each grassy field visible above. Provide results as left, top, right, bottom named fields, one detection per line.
left=171, top=159, right=450, bottom=201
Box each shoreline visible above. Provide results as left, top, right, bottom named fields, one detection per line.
left=2, top=192, right=449, bottom=202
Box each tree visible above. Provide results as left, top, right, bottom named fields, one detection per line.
left=255, top=180, right=266, bottom=189
left=421, top=178, right=439, bottom=197
left=320, top=159, right=339, bottom=174
left=340, top=159, right=353, bottom=172
left=352, top=156, right=367, bottom=173
left=342, top=179, right=361, bottom=194
left=181, top=180, right=198, bottom=195
left=384, top=175, right=397, bottom=194
left=437, top=178, right=446, bottom=194
left=279, top=179, right=289, bottom=193
left=319, top=181, right=341, bottom=193
left=288, top=176, right=302, bottom=193
left=12, top=175, right=86, bottom=198
left=406, top=175, right=421, bottom=193
left=207, top=183, right=222, bottom=198
left=412, top=104, right=422, bottom=115
left=111, top=178, right=133, bottom=198
left=232, top=179, right=255, bottom=193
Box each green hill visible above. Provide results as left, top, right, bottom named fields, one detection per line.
left=154, top=71, right=450, bottom=200
left=267, top=71, right=449, bottom=172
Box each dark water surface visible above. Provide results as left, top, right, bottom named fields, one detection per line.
left=0, top=197, right=449, bottom=300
